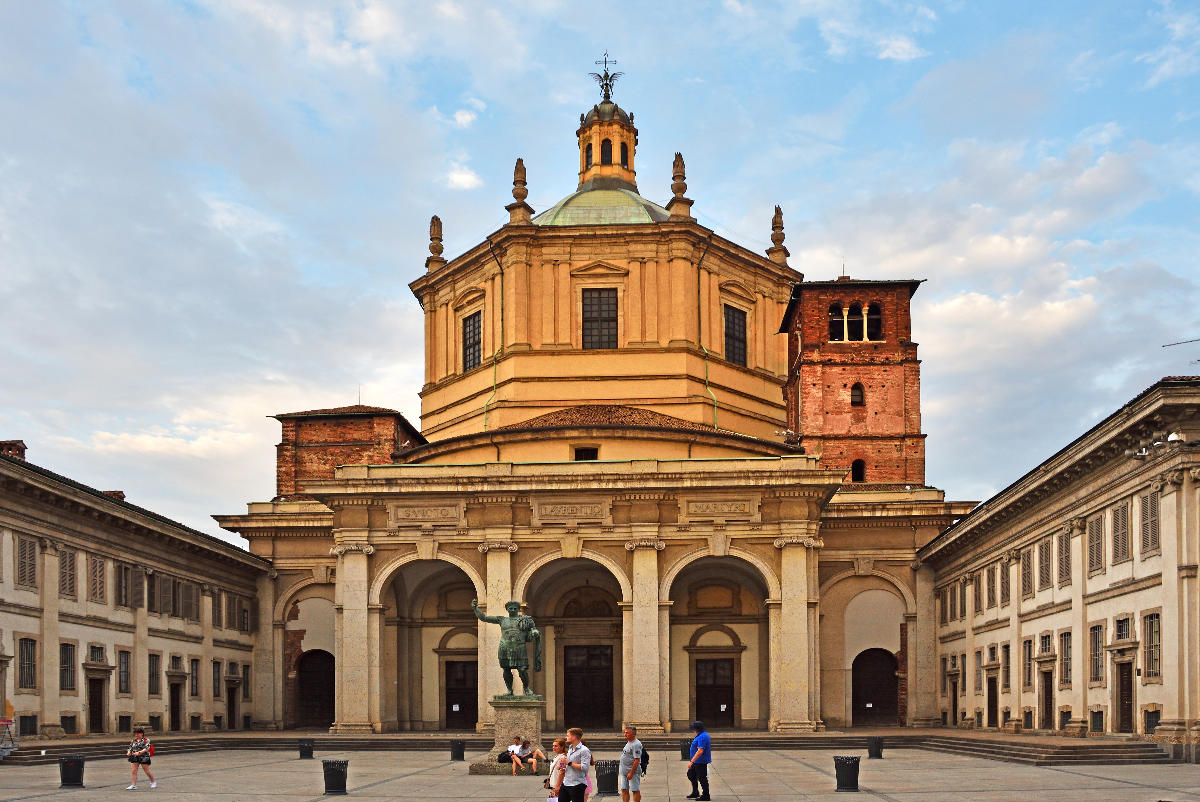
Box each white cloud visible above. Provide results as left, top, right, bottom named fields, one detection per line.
left=877, top=36, right=928, bottom=61
left=445, top=161, right=482, bottom=189
left=1137, top=1, right=1200, bottom=87
left=452, top=109, right=478, bottom=127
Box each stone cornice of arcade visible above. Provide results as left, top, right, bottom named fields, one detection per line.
left=213, top=502, right=334, bottom=541
left=408, top=221, right=801, bottom=309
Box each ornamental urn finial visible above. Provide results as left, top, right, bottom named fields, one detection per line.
left=425, top=214, right=446, bottom=271
left=512, top=158, right=528, bottom=202
left=766, top=205, right=790, bottom=266
left=671, top=152, right=687, bottom=198
left=505, top=157, right=533, bottom=225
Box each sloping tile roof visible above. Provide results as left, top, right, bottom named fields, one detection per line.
left=274, top=404, right=400, bottom=418
left=498, top=404, right=717, bottom=432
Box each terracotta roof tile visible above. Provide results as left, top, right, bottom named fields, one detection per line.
left=499, top=404, right=718, bottom=433
left=274, top=404, right=400, bottom=419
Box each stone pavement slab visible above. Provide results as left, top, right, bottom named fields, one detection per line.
left=2, top=748, right=1200, bottom=802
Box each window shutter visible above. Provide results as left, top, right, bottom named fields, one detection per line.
left=1057, top=531, right=1071, bottom=584
left=212, top=591, right=223, bottom=629
left=59, top=548, right=76, bottom=596
left=159, top=575, right=173, bottom=614
left=132, top=567, right=145, bottom=608
left=17, top=537, right=37, bottom=587
left=1141, top=491, right=1159, bottom=553
left=89, top=555, right=106, bottom=603
left=1112, top=503, right=1130, bottom=561
left=1000, top=562, right=1010, bottom=605
left=1087, top=518, right=1103, bottom=573
left=1037, top=539, right=1051, bottom=589
left=1020, top=549, right=1032, bottom=596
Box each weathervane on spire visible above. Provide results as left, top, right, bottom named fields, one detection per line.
left=589, top=51, right=624, bottom=101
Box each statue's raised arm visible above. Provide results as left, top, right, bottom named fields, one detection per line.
left=471, top=598, right=502, bottom=624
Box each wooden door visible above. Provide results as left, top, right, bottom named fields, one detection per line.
left=87, top=678, right=105, bottom=733
left=851, top=649, right=899, bottom=726
left=226, top=686, right=237, bottom=729
left=950, top=681, right=958, bottom=725
left=444, top=660, right=478, bottom=730
left=986, top=677, right=998, bottom=728
left=1117, top=663, right=1134, bottom=733
left=1040, top=671, right=1054, bottom=729
left=695, top=659, right=735, bottom=728
left=297, top=650, right=335, bottom=728
left=563, top=646, right=613, bottom=729
left=169, top=684, right=183, bottom=731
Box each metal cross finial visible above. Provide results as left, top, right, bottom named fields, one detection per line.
left=588, top=51, right=624, bottom=101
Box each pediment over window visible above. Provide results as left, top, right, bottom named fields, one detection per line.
left=452, top=287, right=486, bottom=310
left=719, top=280, right=756, bottom=303
left=570, top=260, right=629, bottom=278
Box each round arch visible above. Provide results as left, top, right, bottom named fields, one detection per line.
left=513, top=548, right=631, bottom=602
left=686, top=623, right=744, bottom=649
left=273, top=577, right=334, bottom=624
left=369, top=551, right=485, bottom=606
left=436, top=626, right=479, bottom=651
left=819, top=568, right=917, bottom=614
left=659, top=546, right=781, bottom=601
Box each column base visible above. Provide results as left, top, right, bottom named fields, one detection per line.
left=772, top=719, right=820, bottom=732
left=39, top=724, right=66, bottom=739
left=330, top=722, right=376, bottom=734
left=1001, top=720, right=1023, bottom=734
left=625, top=721, right=667, bottom=735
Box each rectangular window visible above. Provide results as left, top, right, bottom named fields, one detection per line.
left=723, top=304, right=747, bottom=367
left=1022, top=639, right=1033, bottom=688
left=226, top=594, right=238, bottom=631
left=939, top=589, right=948, bottom=624
left=159, top=575, right=173, bottom=617
left=190, top=658, right=200, bottom=697
left=1140, top=491, right=1160, bottom=554
left=581, top=288, right=618, bottom=349
left=146, top=573, right=158, bottom=613
left=1057, top=530, right=1071, bottom=585
left=1000, top=562, right=1010, bottom=606
left=118, top=650, right=131, bottom=694
left=1060, top=632, right=1072, bottom=685
left=986, top=565, right=996, bottom=608
left=212, top=591, right=223, bottom=629
left=1089, top=625, right=1103, bottom=682
left=18, top=715, right=38, bottom=737
left=242, top=664, right=251, bottom=700
left=573, top=446, right=599, bottom=461
left=17, top=536, right=38, bottom=587
left=171, top=578, right=183, bottom=617
left=88, top=555, right=106, bottom=603
left=115, top=563, right=132, bottom=608
left=1020, top=549, right=1033, bottom=597
left=973, top=572, right=983, bottom=613
left=148, top=653, right=161, bottom=695
left=974, top=650, right=983, bottom=691
left=88, top=645, right=105, bottom=663
left=461, top=311, right=481, bottom=371
left=1037, top=538, right=1052, bottom=590
left=1112, top=502, right=1131, bottom=563
left=959, top=581, right=967, bottom=620
left=59, top=547, right=76, bottom=597
left=213, top=660, right=223, bottom=698
left=1087, top=517, right=1104, bottom=574
left=1115, top=617, right=1131, bottom=641
left=940, top=656, right=948, bottom=693
left=1001, top=643, right=1011, bottom=690
left=960, top=653, right=967, bottom=695
left=170, top=655, right=183, bottom=672
left=1040, top=633, right=1052, bottom=654
left=18, top=638, right=36, bottom=688
left=1144, top=613, right=1161, bottom=678
left=948, top=586, right=957, bottom=621
left=59, top=643, right=76, bottom=691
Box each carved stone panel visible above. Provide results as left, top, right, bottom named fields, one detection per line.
left=530, top=496, right=611, bottom=527
left=679, top=496, right=761, bottom=525
left=386, top=502, right=464, bottom=531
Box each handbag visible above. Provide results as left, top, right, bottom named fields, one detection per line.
left=148, top=744, right=155, bottom=757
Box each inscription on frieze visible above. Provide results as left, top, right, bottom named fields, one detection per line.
left=531, top=497, right=611, bottom=527
left=387, top=503, right=463, bottom=530
left=681, top=497, right=760, bottom=524
left=540, top=503, right=604, bottom=518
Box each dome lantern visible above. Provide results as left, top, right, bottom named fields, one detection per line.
left=577, top=52, right=638, bottom=192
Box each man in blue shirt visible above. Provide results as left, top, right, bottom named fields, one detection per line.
left=686, top=720, right=711, bottom=800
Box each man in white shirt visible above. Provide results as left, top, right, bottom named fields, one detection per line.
left=560, top=727, right=591, bottom=802
left=619, top=725, right=643, bottom=802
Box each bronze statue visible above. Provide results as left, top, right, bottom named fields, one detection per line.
left=472, top=599, right=543, bottom=696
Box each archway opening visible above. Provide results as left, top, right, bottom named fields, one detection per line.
left=852, top=648, right=898, bottom=726
left=525, top=557, right=624, bottom=731
left=668, top=556, right=770, bottom=730
left=296, top=649, right=335, bottom=729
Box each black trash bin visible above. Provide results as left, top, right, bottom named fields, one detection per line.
left=866, top=736, right=884, bottom=759
left=833, top=755, right=860, bottom=792
left=322, top=759, right=349, bottom=795
left=449, top=739, right=466, bottom=761
left=299, top=738, right=315, bottom=759
left=58, top=754, right=85, bottom=788
left=593, top=759, right=619, bottom=796
left=680, top=738, right=693, bottom=760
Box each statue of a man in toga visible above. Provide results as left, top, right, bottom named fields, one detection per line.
left=472, top=598, right=542, bottom=696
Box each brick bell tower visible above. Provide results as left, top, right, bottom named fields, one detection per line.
left=779, top=277, right=926, bottom=485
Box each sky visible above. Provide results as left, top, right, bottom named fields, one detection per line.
left=2, top=1, right=1198, bottom=545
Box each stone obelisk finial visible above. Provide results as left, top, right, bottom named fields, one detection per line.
left=506, top=157, right=533, bottom=225
left=425, top=214, right=446, bottom=271
left=766, top=205, right=790, bottom=266
left=666, top=152, right=694, bottom=221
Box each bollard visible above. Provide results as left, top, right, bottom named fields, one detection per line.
left=833, top=755, right=860, bottom=792
left=450, top=739, right=466, bottom=761
left=58, top=755, right=85, bottom=788
left=322, top=758, right=349, bottom=795
left=680, top=738, right=693, bottom=761
left=866, top=736, right=883, bottom=759
left=299, top=738, right=315, bottom=759
left=593, top=759, right=619, bottom=796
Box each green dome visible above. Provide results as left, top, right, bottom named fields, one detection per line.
left=533, top=187, right=669, bottom=227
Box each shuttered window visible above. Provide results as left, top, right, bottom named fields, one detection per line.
left=148, top=653, right=161, bottom=695
left=17, top=536, right=38, bottom=588
left=1020, top=549, right=1033, bottom=597
left=986, top=565, right=997, bottom=608
left=226, top=593, right=238, bottom=630
left=88, top=555, right=106, bottom=603
left=118, top=650, right=131, bottom=694
left=939, top=589, right=948, bottom=624
left=59, top=548, right=76, bottom=597
left=146, top=573, right=158, bottom=613
left=1037, top=539, right=1052, bottom=590
left=958, top=581, right=967, bottom=620
left=1140, top=491, right=1160, bottom=554
left=1057, top=530, right=1071, bottom=585
left=1022, top=639, right=1033, bottom=687
left=1001, top=644, right=1010, bottom=689
left=212, top=590, right=224, bottom=628
left=1000, top=562, right=1011, bottom=606
left=190, top=659, right=200, bottom=697
left=59, top=643, right=76, bottom=691
left=213, top=661, right=223, bottom=698
left=1060, top=632, right=1072, bottom=685
left=973, top=572, right=983, bottom=613
left=1087, top=517, right=1104, bottom=574
left=159, top=575, right=174, bottom=616
left=1112, top=502, right=1131, bottom=563
left=115, top=564, right=132, bottom=608
left=948, top=586, right=957, bottom=620
left=1144, top=613, right=1161, bottom=678
left=1088, top=625, right=1103, bottom=682
left=975, top=650, right=983, bottom=691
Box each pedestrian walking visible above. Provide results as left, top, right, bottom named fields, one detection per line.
left=546, top=737, right=568, bottom=800
left=618, top=725, right=642, bottom=802
left=685, top=720, right=711, bottom=800
left=560, top=727, right=591, bottom=802
left=125, top=728, right=156, bottom=791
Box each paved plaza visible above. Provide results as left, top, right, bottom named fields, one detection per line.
left=2, top=748, right=1200, bottom=802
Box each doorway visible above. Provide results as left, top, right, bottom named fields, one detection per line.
left=1117, top=663, right=1134, bottom=733
left=444, top=660, right=478, bottom=730
left=87, top=678, right=105, bottom=733
left=169, top=683, right=183, bottom=731
left=950, top=680, right=958, bottom=725
left=852, top=648, right=898, bottom=726
left=296, top=650, right=335, bottom=728
left=226, top=684, right=237, bottom=729
left=563, top=646, right=613, bottom=729
left=986, top=677, right=998, bottom=728
left=1040, top=671, right=1054, bottom=730
left=695, top=659, right=735, bottom=728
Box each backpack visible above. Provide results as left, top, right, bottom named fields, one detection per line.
left=148, top=743, right=155, bottom=757
left=639, top=746, right=649, bottom=775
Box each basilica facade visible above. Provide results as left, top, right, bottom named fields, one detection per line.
left=215, top=73, right=972, bottom=735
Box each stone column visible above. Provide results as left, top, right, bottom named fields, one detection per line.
left=39, top=539, right=64, bottom=737
left=659, top=600, right=673, bottom=731
left=198, top=584, right=216, bottom=731
left=366, top=603, right=384, bottom=731
left=911, top=562, right=940, bottom=725
left=624, top=534, right=665, bottom=732
left=380, top=615, right=399, bottom=732
left=1155, top=471, right=1190, bottom=749
left=1005, top=551, right=1022, bottom=731
left=331, top=543, right=374, bottom=733
left=250, top=573, right=277, bottom=728
left=135, top=571, right=151, bottom=730
left=771, top=528, right=821, bottom=731
left=477, top=539, right=516, bottom=732
left=1065, top=519, right=1089, bottom=736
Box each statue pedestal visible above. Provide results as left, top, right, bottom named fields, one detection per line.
left=468, top=696, right=549, bottom=776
